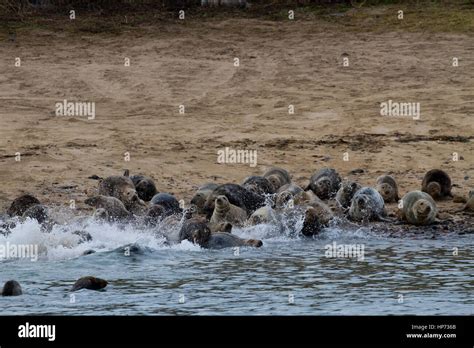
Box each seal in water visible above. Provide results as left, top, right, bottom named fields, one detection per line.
left=263, top=167, right=291, bottom=191
left=306, top=168, right=341, bottom=200
left=190, top=183, right=219, bottom=215
left=7, top=194, right=41, bottom=217
left=204, top=184, right=265, bottom=217
left=72, top=276, right=108, bottom=291
left=242, top=176, right=275, bottom=195
left=203, top=232, right=263, bottom=249
left=179, top=217, right=212, bottom=246
left=85, top=195, right=132, bottom=222
left=144, top=204, right=167, bottom=226
left=301, top=207, right=324, bottom=237
left=1, top=280, right=22, bottom=296
left=421, top=169, right=453, bottom=200
left=349, top=187, right=387, bottom=222
left=248, top=205, right=277, bottom=225
left=22, top=204, right=49, bottom=224
left=210, top=195, right=247, bottom=227
left=98, top=175, right=147, bottom=214
left=375, top=175, right=400, bottom=203
left=400, top=191, right=438, bottom=225
left=336, top=181, right=361, bottom=209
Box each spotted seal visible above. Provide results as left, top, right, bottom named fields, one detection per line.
left=242, top=176, right=275, bottom=195
left=306, top=168, right=341, bottom=200
left=336, top=181, right=362, bottom=209
left=98, top=175, right=146, bottom=214
left=349, top=187, right=387, bottom=222
left=262, top=167, right=291, bottom=191
left=85, top=195, right=132, bottom=222
left=376, top=175, right=400, bottom=203
left=399, top=191, right=438, bottom=225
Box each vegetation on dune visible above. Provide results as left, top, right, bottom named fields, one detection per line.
left=0, top=0, right=473, bottom=34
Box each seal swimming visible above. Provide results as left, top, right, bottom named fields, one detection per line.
left=72, top=276, right=108, bottom=291
left=1, top=280, right=22, bottom=296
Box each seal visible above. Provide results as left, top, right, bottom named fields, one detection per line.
left=336, top=181, right=362, bottom=209
left=98, top=175, right=147, bottom=214
left=248, top=205, right=277, bottom=225
left=209, top=221, right=233, bottom=233
left=349, top=187, right=387, bottom=222
left=376, top=175, right=400, bottom=203
left=144, top=204, right=167, bottom=226
left=263, top=167, right=291, bottom=191
left=1, top=280, right=22, bottom=296
left=210, top=195, right=247, bottom=227
left=150, top=193, right=181, bottom=215
left=400, top=191, right=438, bottom=225
left=203, top=232, right=263, bottom=249
left=7, top=194, right=41, bottom=217
left=277, top=183, right=304, bottom=196
left=22, top=204, right=49, bottom=224
left=242, top=176, right=275, bottom=195
left=421, top=169, right=453, bottom=200
left=72, top=276, right=108, bottom=291
left=85, top=195, right=132, bottom=222
left=306, top=168, right=341, bottom=200
left=203, top=184, right=265, bottom=217
left=190, top=183, right=219, bottom=215
left=458, top=190, right=474, bottom=212
left=301, top=206, right=324, bottom=237
left=130, top=174, right=158, bottom=202
left=179, top=217, right=212, bottom=246
left=305, top=199, right=334, bottom=226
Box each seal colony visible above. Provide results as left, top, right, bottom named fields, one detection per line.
left=1, top=167, right=472, bottom=296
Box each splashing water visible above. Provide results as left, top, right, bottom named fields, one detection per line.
left=0, top=212, right=473, bottom=315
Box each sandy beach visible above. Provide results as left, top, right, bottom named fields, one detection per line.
left=0, top=14, right=473, bottom=215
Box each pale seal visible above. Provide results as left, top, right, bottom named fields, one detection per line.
left=400, top=191, right=438, bottom=225
left=376, top=175, right=400, bottom=203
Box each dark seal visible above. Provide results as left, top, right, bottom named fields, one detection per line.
left=1, top=280, right=22, bottom=296
left=72, top=276, right=108, bottom=291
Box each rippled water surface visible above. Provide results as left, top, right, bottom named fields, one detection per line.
left=1, top=218, right=473, bottom=315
